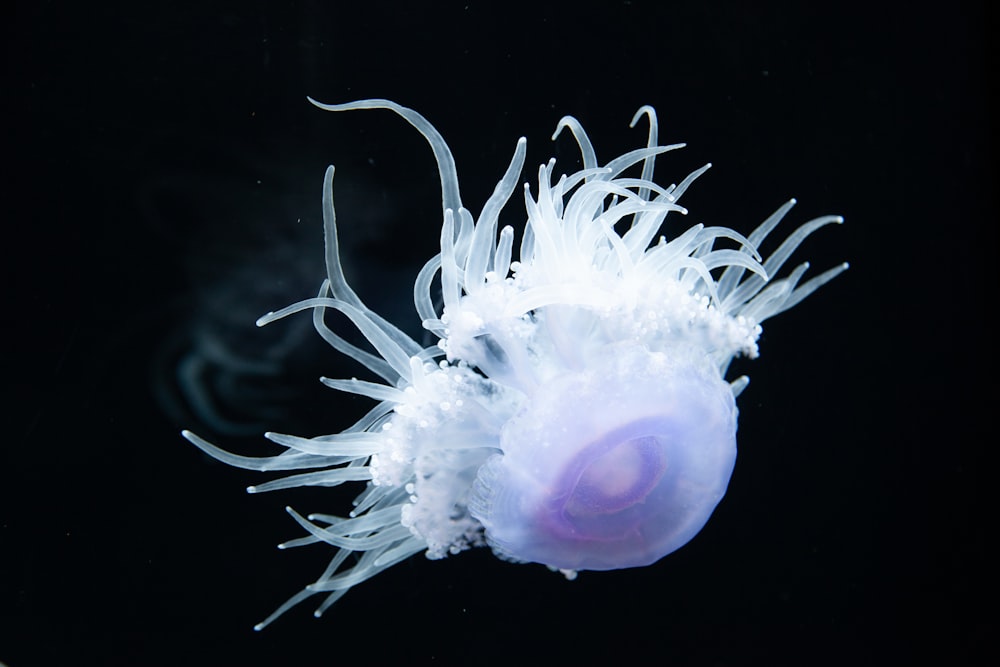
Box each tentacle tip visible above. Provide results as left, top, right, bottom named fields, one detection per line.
left=246, top=486, right=258, bottom=494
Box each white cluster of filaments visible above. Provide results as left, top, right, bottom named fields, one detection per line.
left=429, top=109, right=845, bottom=390
left=183, top=98, right=847, bottom=629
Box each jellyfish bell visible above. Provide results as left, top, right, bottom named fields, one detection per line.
left=183, top=98, right=847, bottom=629
left=470, top=341, right=738, bottom=572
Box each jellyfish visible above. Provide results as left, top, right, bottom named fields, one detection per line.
left=183, top=98, right=847, bottom=629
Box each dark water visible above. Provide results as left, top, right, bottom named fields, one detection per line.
left=4, top=2, right=993, bottom=665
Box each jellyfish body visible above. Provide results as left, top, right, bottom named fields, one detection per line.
left=183, top=99, right=847, bottom=628
left=470, top=341, right=738, bottom=572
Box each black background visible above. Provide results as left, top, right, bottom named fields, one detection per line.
left=3, top=1, right=995, bottom=665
